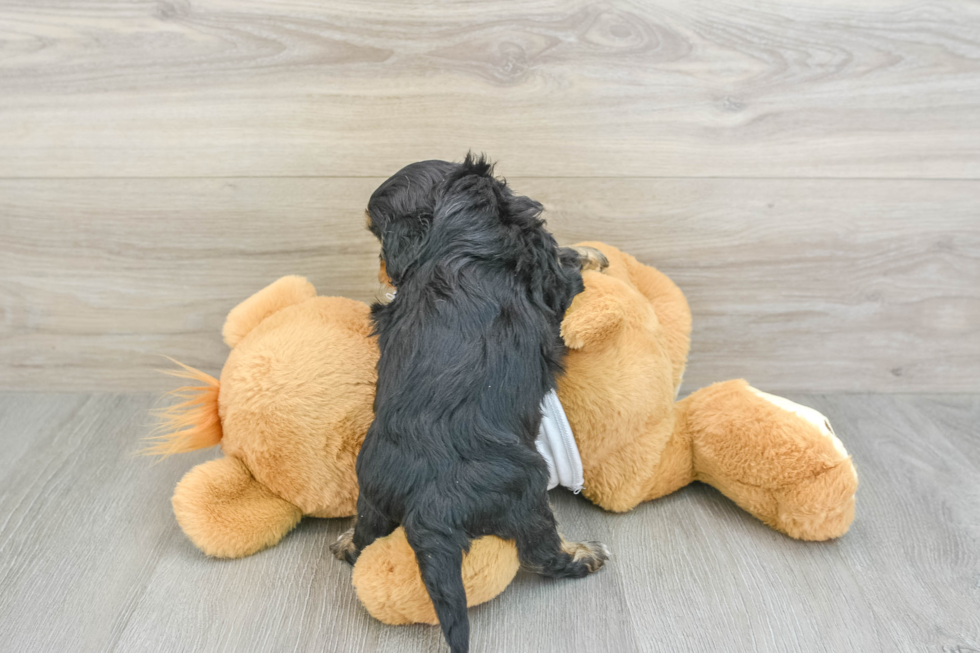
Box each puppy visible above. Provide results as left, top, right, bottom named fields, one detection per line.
left=332, top=155, right=608, bottom=653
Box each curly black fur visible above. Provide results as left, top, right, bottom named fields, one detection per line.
left=334, top=154, right=608, bottom=653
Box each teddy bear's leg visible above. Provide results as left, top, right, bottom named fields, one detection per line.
left=676, top=380, right=858, bottom=540
left=172, top=456, right=303, bottom=558
left=351, top=528, right=520, bottom=626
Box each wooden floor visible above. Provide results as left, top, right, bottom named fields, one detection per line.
left=0, top=392, right=977, bottom=652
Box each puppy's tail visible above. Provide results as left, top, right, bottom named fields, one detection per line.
left=405, top=525, right=470, bottom=653
left=142, top=358, right=222, bottom=457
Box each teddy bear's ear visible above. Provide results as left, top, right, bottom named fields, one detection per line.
left=222, top=275, right=317, bottom=348
left=560, top=271, right=629, bottom=350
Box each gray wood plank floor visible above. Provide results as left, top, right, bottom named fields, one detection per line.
left=1, top=392, right=977, bottom=652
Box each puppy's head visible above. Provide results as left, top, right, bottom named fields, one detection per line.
left=433, top=153, right=544, bottom=243
left=366, top=159, right=455, bottom=286
left=367, top=154, right=540, bottom=278
left=367, top=154, right=574, bottom=315
left=433, top=154, right=583, bottom=321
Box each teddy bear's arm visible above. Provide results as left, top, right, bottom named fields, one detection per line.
left=560, top=271, right=630, bottom=350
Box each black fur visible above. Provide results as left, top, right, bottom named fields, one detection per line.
left=336, top=154, right=607, bottom=653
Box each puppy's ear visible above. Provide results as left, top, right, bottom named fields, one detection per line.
left=505, top=197, right=583, bottom=321
left=538, top=242, right=586, bottom=323
left=380, top=213, right=431, bottom=285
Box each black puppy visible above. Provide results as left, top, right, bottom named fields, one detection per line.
left=332, top=155, right=608, bottom=653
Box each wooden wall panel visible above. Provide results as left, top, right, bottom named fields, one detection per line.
left=2, top=177, right=976, bottom=392
left=0, top=0, right=978, bottom=178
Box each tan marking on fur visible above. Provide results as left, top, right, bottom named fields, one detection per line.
left=570, top=246, right=609, bottom=272
left=560, top=537, right=609, bottom=573
left=378, top=258, right=392, bottom=285
left=330, top=526, right=357, bottom=561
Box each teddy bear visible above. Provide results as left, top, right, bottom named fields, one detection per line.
left=149, top=242, right=858, bottom=626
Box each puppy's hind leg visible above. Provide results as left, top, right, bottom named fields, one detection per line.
left=514, top=500, right=609, bottom=579
left=330, top=497, right=397, bottom=565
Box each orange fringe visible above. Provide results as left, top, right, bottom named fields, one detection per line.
left=143, top=357, right=222, bottom=457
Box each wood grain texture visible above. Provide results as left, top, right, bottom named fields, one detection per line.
left=0, top=393, right=977, bottom=652
left=1, top=0, right=979, bottom=178
left=2, top=177, right=977, bottom=392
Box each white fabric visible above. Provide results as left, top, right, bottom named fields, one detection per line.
left=535, top=390, right=585, bottom=493
left=748, top=387, right=850, bottom=458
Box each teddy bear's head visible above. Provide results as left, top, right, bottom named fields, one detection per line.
left=161, top=278, right=381, bottom=557
left=218, top=287, right=379, bottom=519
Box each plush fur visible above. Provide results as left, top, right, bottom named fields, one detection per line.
left=334, top=156, right=606, bottom=653
left=351, top=525, right=521, bottom=626
left=166, top=281, right=379, bottom=548
left=152, top=243, right=858, bottom=629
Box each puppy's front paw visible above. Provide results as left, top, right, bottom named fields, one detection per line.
left=330, top=527, right=359, bottom=565
left=571, top=246, right=609, bottom=273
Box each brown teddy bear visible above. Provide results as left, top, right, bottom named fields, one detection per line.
left=149, top=242, right=858, bottom=626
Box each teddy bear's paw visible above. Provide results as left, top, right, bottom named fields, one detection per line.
left=562, top=538, right=610, bottom=574
left=330, top=526, right=359, bottom=565
left=570, top=246, right=609, bottom=273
